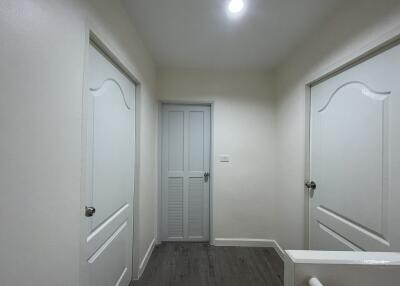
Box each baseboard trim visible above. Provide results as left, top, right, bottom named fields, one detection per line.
left=272, top=240, right=287, bottom=262
left=136, top=238, right=156, bottom=280
left=213, top=238, right=287, bottom=261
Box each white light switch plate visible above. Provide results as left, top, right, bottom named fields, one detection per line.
left=219, top=155, right=230, bottom=162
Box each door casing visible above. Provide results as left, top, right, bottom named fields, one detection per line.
left=304, top=35, right=400, bottom=250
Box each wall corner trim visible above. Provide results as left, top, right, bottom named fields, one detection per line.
left=213, top=238, right=287, bottom=261
left=135, top=238, right=156, bottom=280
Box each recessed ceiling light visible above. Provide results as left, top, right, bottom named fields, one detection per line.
left=228, top=0, right=245, bottom=14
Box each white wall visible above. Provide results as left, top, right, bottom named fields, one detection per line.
left=157, top=69, right=277, bottom=242
left=0, top=0, right=158, bottom=284
left=3, top=1, right=400, bottom=284
left=274, top=0, right=400, bottom=250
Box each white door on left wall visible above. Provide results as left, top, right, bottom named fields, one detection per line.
left=82, top=42, right=135, bottom=286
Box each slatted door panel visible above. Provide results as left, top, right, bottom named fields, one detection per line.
left=188, top=177, right=205, bottom=238
left=162, top=105, right=210, bottom=241
left=167, top=177, right=184, bottom=238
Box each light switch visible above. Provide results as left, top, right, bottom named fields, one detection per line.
left=219, top=155, right=230, bottom=162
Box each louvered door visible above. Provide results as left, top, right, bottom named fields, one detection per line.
left=161, top=104, right=210, bottom=241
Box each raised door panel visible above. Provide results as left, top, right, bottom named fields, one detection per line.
left=91, top=80, right=134, bottom=231
left=188, top=111, right=205, bottom=171
left=168, top=111, right=184, bottom=172
left=313, top=83, right=386, bottom=235
left=88, top=222, right=130, bottom=286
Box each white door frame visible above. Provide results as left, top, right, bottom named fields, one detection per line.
left=304, top=34, right=400, bottom=250
left=80, top=28, right=141, bottom=285
left=157, top=101, right=215, bottom=244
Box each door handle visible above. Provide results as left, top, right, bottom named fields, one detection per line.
left=204, top=172, right=210, bottom=182
left=85, top=206, right=96, bottom=217
left=305, top=181, right=317, bottom=190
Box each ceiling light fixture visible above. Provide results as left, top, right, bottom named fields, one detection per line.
left=228, top=0, right=245, bottom=14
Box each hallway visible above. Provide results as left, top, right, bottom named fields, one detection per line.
left=2, top=1, right=400, bottom=285
left=133, top=243, right=283, bottom=286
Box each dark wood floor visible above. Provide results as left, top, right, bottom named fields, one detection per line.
left=131, top=242, right=284, bottom=286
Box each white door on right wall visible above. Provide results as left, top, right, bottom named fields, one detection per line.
left=309, top=43, right=400, bottom=251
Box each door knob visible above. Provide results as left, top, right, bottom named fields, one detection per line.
left=204, top=172, right=210, bottom=182
left=305, top=181, right=317, bottom=190
left=85, top=206, right=96, bottom=217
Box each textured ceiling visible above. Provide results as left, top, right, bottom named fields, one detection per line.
left=123, top=0, right=344, bottom=70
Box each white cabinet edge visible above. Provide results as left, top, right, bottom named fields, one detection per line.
left=285, top=250, right=400, bottom=265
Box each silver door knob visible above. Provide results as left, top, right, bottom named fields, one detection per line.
left=85, top=206, right=96, bottom=217
left=204, top=172, right=210, bottom=182
left=305, top=181, right=317, bottom=190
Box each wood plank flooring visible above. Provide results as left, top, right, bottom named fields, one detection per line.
left=131, top=242, right=284, bottom=286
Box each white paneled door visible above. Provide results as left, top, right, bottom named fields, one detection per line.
left=309, top=43, right=400, bottom=251
left=161, top=104, right=211, bottom=241
left=82, top=43, right=135, bottom=286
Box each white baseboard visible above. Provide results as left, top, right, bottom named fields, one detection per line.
left=136, top=238, right=156, bottom=280
left=213, top=238, right=287, bottom=261
left=272, top=240, right=287, bottom=262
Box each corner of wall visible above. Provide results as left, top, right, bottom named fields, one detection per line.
left=134, top=238, right=156, bottom=280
